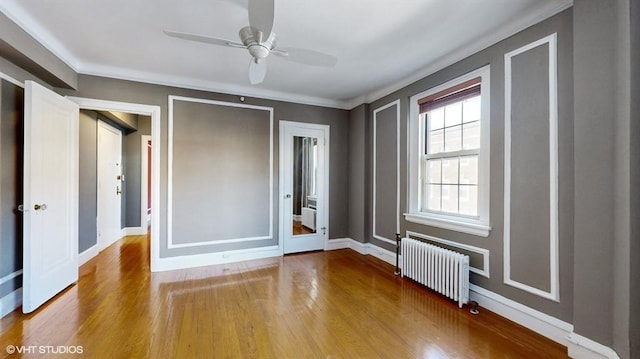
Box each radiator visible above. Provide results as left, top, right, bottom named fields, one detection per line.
left=401, top=237, right=470, bottom=308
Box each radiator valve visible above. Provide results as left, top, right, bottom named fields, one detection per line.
left=469, top=301, right=479, bottom=315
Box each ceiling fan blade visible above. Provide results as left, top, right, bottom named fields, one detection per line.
left=248, top=58, right=267, bottom=85
left=248, top=0, right=274, bottom=40
left=163, top=30, right=245, bottom=48
left=272, top=47, right=338, bottom=67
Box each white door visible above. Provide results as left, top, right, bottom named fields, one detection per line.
left=280, top=121, right=329, bottom=254
left=23, top=81, right=79, bottom=313
left=97, top=121, right=122, bottom=250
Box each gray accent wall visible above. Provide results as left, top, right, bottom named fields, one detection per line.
left=348, top=104, right=368, bottom=243
left=171, top=100, right=272, bottom=244
left=79, top=110, right=98, bottom=253
left=0, top=79, right=23, bottom=297
left=508, top=44, right=552, bottom=293
left=373, top=104, right=398, bottom=243
left=574, top=0, right=636, bottom=356
left=124, top=115, right=151, bottom=228
left=631, top=2, right=640, bottom=357
left=368, top=9, right=574, bottom=323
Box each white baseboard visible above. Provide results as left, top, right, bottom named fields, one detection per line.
left=123, top=227, right=147, bottom=236
left=0, top=288, right=22, bottom=318
left=79, top=244, right=100, bottom=266
left=567, top=333, right=620, bottom=359
left=469, top=284, right=573, bottom=346
left=325, top=238, right=396, bottom=266
left=152, top=245, right=283, bottom=272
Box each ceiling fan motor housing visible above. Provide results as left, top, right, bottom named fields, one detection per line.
left=239, top=26, right=276, bottom=60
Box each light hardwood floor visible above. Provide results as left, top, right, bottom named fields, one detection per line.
left=0, top=235, right=569, bottom=358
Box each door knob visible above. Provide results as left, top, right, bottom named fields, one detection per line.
left=285, top=194, right=292, bottom=198
left=116, top=186, right=122, bottom=195
left=34, top=204, right=47, bottom=211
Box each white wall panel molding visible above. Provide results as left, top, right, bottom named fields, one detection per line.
left=372, top=100, right=400, bottom=245
left=503, top=33, right=559, bottom=301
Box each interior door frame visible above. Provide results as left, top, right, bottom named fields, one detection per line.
left=141, top=135, right=152, bottom=232
left=96, top=120, right=123, bottom=251
left=67, top=97, right=160, bottom=271
left=279, top=120, right=330, bottom=253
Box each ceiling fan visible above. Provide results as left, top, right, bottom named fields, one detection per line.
left=164, top=0, right=337, bottom=85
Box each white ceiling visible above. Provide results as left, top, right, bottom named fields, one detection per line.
left=0, top=0, right=571, bottom=109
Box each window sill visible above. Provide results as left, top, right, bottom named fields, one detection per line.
left=403, top=213, right=491, bottom=237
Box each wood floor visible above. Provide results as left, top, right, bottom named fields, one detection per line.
left=0, top=235, right=569, bottom=358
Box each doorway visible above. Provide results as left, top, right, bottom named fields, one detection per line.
left=280, top=121, right=329, bottom=254
left=68, top=97, right=160, bottom=271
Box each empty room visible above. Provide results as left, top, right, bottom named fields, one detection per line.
left=0, top=0, right=638, bottom=358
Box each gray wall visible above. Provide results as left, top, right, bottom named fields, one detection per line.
left=0, top=12, right=76, bottom=89
left=0, top=79, right=23, bottom=298
left=573, top=0, right=639, bottom=357
left=124, top=115, right=151, bottom=228
left=79, top=110, right=98, bottom=253
left=367, top=9, right=574, bottom=323
left=631, top=1, right=640, bottom=357
left=631, top=0, right=640, bottom=356
left=508, top=44, right=551, bottom=292
left=171, top=100, right=272, bottom=244
left=348, top=104, right=368, bottom=243
left=373, top=104, right=398, bottom=243
left=56, top=75, right=350, bottom=258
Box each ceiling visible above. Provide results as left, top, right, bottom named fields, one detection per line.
left=0, top=0, right=571, bottom=109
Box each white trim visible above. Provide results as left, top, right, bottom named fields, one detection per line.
left=404, top=213, right=491, bottom=237
left=567, top=333, right=621, bottom=359
left=123, top=227, right=146, bottom=236
left=469, top=284, right=573, bottom=347
left=151, top=245, right=283, bottom=272
left=167, top=95, right=274, bottom=249
left=140, top=134, right=151, bottom=234
left=405, top=230, right=490, bottom=278
left=503, top=33, right=559, bottom=301
left=66, top=96, right=161, bottom=273
left=407, top=65, right=491, bottom=236
left=325, top=238, right=396, bottom=266
left=0, top=270, right=22, bottom=285
left=372, top=100, right=401, bottom=245
left=78, top=244, right=99, bottom=266
left=0, top=288, right=22, bottom=318
left=0, top=72, right=25, bottom=88
left=280, top=121, right=331, bottom=254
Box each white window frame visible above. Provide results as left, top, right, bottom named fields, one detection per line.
left=405, top=65, right=491, bottom=237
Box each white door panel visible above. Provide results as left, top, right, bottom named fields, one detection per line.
left=97, top=121, right=122, bottom=250
left=23, top=80, right=79, bottom=313
left=280, top=121, right=329, bottom=254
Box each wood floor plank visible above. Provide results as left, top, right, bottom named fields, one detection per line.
left=0, top=235, right=569, bottom=358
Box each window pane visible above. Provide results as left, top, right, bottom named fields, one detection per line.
left=427, top=159, right=441, bottom=183
left=444, top=125, right=462, bottom=152
left=441, top=158, right=459, bottom=184
left=463, top=96, right=481, bottom=123
left=463, top=121, right=480, bottom=150
left=430, top=108, right=445, bottom=130
left=459, top=185, right=478, bottom=216
left=427, top=184, right=441, bottom=211
left=441, top=185, right=459, bottom=213
left=429, top=129, right=444, bottom=154
left=459, top=155, right=478, bottom=185
left=444, top=102, right=462, bottom=127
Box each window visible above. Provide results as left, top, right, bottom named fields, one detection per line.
left=406, top=66, right=491, bottom=236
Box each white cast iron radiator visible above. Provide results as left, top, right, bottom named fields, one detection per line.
left=400, top=237, right=470, bottom=308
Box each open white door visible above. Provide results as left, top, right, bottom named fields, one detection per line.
left=280, top=121, right=329, bottom=254
left=23, top=81, right=79, bottom=313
